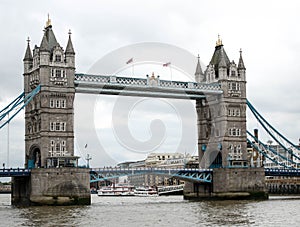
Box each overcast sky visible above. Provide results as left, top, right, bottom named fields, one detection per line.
left=0, top=0, right=299, bottom=168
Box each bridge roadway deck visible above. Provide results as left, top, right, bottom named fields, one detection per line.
left=1, top=167, right=300, bottom=178
left=74, top=73, right=223, bottom=99
left=0, top=168, right=31, bottom=177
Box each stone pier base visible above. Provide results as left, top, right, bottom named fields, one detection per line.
left=184, top=168, right=268, bottom=200
left=12, top=168, right=91, bottom=206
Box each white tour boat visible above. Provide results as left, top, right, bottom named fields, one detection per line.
left=133, top=186, right=158, bottom=197
left=97, top=183, right=135, bottom=196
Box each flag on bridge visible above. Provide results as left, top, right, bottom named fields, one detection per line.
left=163, top=62, right=171, bottom=67
left=126, top=58, right=133, bottom=64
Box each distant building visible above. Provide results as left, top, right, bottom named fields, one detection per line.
left=145, top=152, right=189, bottom=168
left=122, top=152, right=193, bottom=186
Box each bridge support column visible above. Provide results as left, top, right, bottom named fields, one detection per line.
left=12, top=168, right=91, bottom=206
left=184, top=168, right=268, bottom=200
left=12, top=176, right=31, bottom=206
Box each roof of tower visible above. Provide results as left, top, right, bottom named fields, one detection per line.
left=218, top=48, right=227, bottom=68
left=209, top=43, right=230, bottom=69
left=41, top=15, right=60, bottom=52
left=195, top=54, right=203, bottom=75
left=65, top=30, right=75, bottom=54
left=40, top=33, right=49, bottom=51
left=23, top=38, right=33, bottom=61
left=238, top=48, right=246, bottom=69
left=45, top=26, right=59, bottom=50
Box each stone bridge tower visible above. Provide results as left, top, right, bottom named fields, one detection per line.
left=195, top=36, right=247, bottom=168
left=23, top=17, right=76, bottom=168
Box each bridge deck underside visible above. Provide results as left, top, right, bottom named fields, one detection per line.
left=90, top=168, right=213, bottom=183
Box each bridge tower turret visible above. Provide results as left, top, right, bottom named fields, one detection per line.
left=196, top=36, right=247, bottom=168
left=23, top=17, right=76, bottom=168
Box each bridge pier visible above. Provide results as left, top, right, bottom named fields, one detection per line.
left=12, top=168, right=90, bottom=206
left=184, top=168, right=268, bottom=200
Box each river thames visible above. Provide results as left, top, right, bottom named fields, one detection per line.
left=0, top=194, right=299, bottom=226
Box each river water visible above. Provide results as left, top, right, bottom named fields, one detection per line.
left=0, top=194, right=299, bottom=226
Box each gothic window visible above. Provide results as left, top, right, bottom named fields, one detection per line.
left=61, top=99, right=66, bottom=108
left=232, top=128, right=236, bottom=136
left=61, top=140, right=66, bottom=152
left=232, top=83, right=236, bottom=90
left=51, top=69, right=55, bottom=77
left=38, top=120, right=41, bottom=132
left=229, top=82, right=240, bottom=91
left=55, top=69, right=61, bottom=78
left=55, top=122, right=60, bottom=131
left=228, top=109, right=231, bottom=116
left=50, top=122, right=55, bottom=131
left=231, top=70, right=236, bottom=76
left=27, top=123, right=32, bottom=134
left=229, top=128, right=241, bottom=137
left=56, top=143, right=60, bottom=151
left=50, top=99, right=54, bottom=108
left=56, top=100, right=60, bottom=108
left=228, top=107, right=241, bottom=117
left=61, top=122, right=66, bottom=131
left=55, top=54, right=62, bottom=62
left=50, top=140, right=55, bottom=152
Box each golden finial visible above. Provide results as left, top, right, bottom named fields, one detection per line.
left=216, top=34, right=223, bottom=46
left=46, top=14, right=51, bottom=27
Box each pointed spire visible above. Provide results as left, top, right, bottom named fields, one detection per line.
left=238, top=48, right=246, bottom=69
left=195, top=54, right=203, bottom=75
left=46, top=14, right=52, bottom=28
left=216, top=34, right=223, bottom=47
left=65, top=29, right=75, bottom=54
left=23, top=37, right=33, bottom=61
left=40, top=32, right=49, bottom=51
left=195, top=54, right=205, bottom=82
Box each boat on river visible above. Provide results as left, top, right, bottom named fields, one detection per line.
left=97, top=183, right=135, bottom=196
left=133, top=186, right=158, bottom=197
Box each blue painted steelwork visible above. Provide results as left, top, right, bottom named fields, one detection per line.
left=172, top=169, right=212, bottom=183
left=247, top=100, right=300, bottom=162
left=0, top=168, right=31, bottom=177
left=0, top=85, right=41, bottom=129
left=265, top=168, right=300, bottom=177
left=90, top=167, right=213, bottom=183
left=247, top=138, right=293, bottom=169
left=74, top=74, right=222, bottom=99
left=247, top=130, right=297, bottom=167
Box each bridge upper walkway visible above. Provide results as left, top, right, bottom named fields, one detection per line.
left=74, top=73, right=223, bottom=99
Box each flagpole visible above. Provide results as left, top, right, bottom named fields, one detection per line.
left=169, top=65, right=173, bottom=82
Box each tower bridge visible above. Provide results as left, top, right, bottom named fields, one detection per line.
left=1, top=18, right=299, bottom=205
